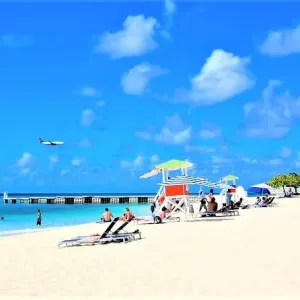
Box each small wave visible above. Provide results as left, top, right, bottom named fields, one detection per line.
left=0, top=226, right=57, bottom=237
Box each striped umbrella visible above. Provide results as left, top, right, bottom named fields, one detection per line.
left=160, top=175, right=208, bottom=186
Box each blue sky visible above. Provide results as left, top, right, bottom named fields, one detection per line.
left=1, top=1, right=300, bottom=193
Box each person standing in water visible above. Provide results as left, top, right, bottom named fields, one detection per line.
left=36, top=209, right=42, bottom=226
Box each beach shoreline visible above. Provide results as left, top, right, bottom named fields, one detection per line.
left=1, top=197, right=299, bottom=298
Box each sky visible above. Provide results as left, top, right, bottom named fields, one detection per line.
left=1, top=1, right=300, bottom=193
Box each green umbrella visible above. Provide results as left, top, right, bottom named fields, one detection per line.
left=222, top=174, right=239, bottom=181
left=154, top=159, right=193, bottom=170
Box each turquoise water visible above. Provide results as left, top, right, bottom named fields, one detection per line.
left=0, top=196, right=150, bottom=237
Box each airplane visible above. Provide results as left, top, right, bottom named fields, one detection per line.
left=39, top=137, right=64, bottom=146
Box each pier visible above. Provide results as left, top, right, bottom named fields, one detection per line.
left=2, top=193, right=156, bottom=205
left=2, top=192, right=199, bottom=205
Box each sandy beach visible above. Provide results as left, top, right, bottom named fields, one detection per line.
left=1, top=197, right=300, bottom=299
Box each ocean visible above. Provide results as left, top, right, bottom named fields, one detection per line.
left=0, top=193, right=153, bottom=237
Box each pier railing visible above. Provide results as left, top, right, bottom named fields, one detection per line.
left=2, top=193, right=199, bottom=205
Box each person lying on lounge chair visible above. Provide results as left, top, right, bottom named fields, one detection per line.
left=255, top=197, right=261, bottom=205
left=119, top=208, right=135, bottom=221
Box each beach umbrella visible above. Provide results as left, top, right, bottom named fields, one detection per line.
left=249, top=183, right=272, bottom=195
left=140, top=159, right=194, bottom=179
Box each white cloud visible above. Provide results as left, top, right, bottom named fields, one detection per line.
left=175, top=49, right=253, bottom=105
left=136, top=131, right=152, bottom=140
left=211, top=156, right=229, bottom=164
left=20, top=168, right=31, bottom=176
left=72, top=157, right=83, bottom=167
left=199, top=124, right=221, bottom=139
left=244, top=80, right=300, bottom=138
left=184, top=145, right=215, bottom=153
left=80, top=87, right=98, bottom=97
left=17, top=152, right=33, bottom=167
left=121, top=155, right=144, bottom=170
left=268, top=159, right=282, bottom=166
left=80, top=109, right=95, bottom=127
left=60, top=169, right=69, bottom=176
left=150, top=155, right=159, bottom=163
left=136, top=114, right=191, bottom=145
left=96, top=100, right=105, bottom=107
left=79, top=139, right=92, bottom=147
left=96, top=15, right=159, bottom=58
left=121, top=63, right=167, bottom=95
left=155, top=114, right=191, bottom=145
left=280, top=147, right=292, bottom=158
left=164, top=0, right=176, bottom=16
left=49, top=155, right=58, bottom=167
left=260, top=24, right=300, bottom=56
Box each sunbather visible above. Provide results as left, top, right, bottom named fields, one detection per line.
left=119, top=208, right=134, bottom=221
left=101, top=208, right=113, bottom=222
left=202, top=197, right=218, bottom=216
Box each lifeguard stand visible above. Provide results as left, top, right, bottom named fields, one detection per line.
left=140, top=159, right=194, bottom=220
left=219, top=174, right=241, bottom=202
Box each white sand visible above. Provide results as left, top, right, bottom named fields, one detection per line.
left=1, top=197, right=300, bottom=299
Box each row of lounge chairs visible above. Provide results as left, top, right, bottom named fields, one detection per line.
left=58, top=217, right=140, bottom=248
left=58, top=196, right=278, bottom=248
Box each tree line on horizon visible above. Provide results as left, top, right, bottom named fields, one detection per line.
left=268, top=172, right=300, bottom=195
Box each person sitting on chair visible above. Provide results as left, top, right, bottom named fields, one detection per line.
left=120, top=208, right=134, bottom=221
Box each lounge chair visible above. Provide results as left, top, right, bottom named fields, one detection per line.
left=58, top=218, right=141, bottom=248
left=134, top=214, right=180, bottom=225
left=202, top=204, right=239, bottom=217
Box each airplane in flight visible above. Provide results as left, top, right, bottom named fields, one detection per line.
left=39, top=137, right=64, bottom=146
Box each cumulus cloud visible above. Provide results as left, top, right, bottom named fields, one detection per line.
left=155, top=114, right=191, bottom=145
left=96, top=100, right=105, bottom=107
left=184, top=145, right=216, bottom=153
left=199, top=123, right=221, bottom=139
left=280, top=147, right=292, bottom=158
left=120, top=155, right=144, bottom=170
left=137, top=114, right=191, bottom=145
left=260, top=24, right=300, bottom=56
left=49, top=155, right=58, bottom=167
left=17, top=152, right=33, bottom=167
left=60, top=169, right=69, bottom=176
left=121, top=63, right=167, bottom=96
left=79, top=87, right=98, bottom=97
left=80, top=109, right=95, bottom=127
left=243, top=80, right=300, bottom=138
left=72, top=157, right=83, bottom=167
left=79, top=139, right=92, bottom=147
left=164, top=0, right=176, bottom=16
left=150, top=155, right=159, bottom=163
left=175, top=49, right=253, bottom=105
left=96, top=15, right=159, bottom=58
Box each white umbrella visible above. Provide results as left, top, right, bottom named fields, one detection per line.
left=251, top=183, right=272, bottom=190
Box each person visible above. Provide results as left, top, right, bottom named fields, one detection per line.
left=199, top=190, right=207, bottom=212
left=225, top=189, right=233, bottom=206
left=208, top=197, right=218, bottom=212
left=150, top=202, right=156, bottom=214
left=208, top=189, right=214, bottom=201
left=36, top=209, right=42, bottom=226
left=120, top=208, right=134, bottom=221
left=1, top=216, right=4, bottom=220
left=158, top=207, right=168, bottom=219
left=101, top=208, right=113, bottom=222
